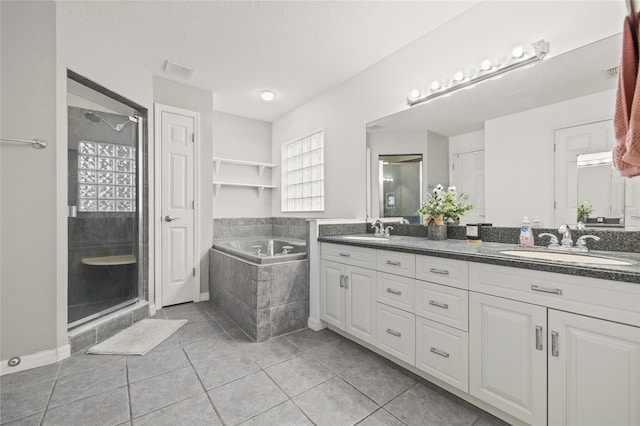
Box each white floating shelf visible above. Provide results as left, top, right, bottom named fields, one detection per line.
left=212, top=181, right=277, bottom=198
left=212, top=157, right=278, bottom=176
left=81, top=254, right=137, bottom=266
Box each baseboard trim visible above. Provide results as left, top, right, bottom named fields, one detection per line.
left=307, top=317, right=327, bottom=331
left=199, top=292, right=209, bottom=302
left=1, top=344, right=71, bottom=376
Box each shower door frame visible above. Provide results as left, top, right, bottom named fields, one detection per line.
left=66, top=70, right=149, bottom=329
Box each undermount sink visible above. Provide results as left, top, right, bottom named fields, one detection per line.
left=341, top=235, right=390, bottom=242
left=499, top=250, right=634, bottom=266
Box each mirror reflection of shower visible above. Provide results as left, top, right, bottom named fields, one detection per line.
left=84, top=111, right=136, bottom=132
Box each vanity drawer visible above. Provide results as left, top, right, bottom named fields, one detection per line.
left=376, top=303, right=415, bottom=365
left=416, top=255, right=469, bottom=290
left=377, top=250, right=415, bottom=278
left=469, top=262, right=640, bottom=327
left=377, top=272, right=415, bottom=313
left=321, top=243, right=376, bottom=269
left=416, top=316, right=469, bottom=393
left=415, top=281, right=468, bottom=331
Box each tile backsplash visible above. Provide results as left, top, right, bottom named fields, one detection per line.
left=213, top=217, right=308, bottom=241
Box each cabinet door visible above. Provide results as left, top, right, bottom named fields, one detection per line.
left=548, top=310, right=640, bottom=426
left=470, top=292, right=547, bottom=426
left=345, top=265, right=377, bottom=345
left=320, top=260, right=345, bottom=329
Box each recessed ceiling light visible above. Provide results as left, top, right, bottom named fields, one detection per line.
left=257, top=90, right=277, bottom=101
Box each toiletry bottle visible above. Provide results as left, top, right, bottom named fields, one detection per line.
left=533, top=216, right=542, bottom=228
left=519, top=216, right=534, bottom=247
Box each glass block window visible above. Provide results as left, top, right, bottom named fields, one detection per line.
left=281, top=130, right=324, bottom=212
left=77, top=140, right=136, bottom=212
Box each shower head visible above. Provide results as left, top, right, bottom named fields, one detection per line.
left=84, top=111, right=131, bottom=132
left=85, top=112, right=101, bottom=123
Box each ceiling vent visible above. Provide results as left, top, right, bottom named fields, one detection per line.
left=605, top=66, right=619, bottom=79
left=163, top=60, right=196, bottom=79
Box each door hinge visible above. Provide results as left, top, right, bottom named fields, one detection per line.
left=553, top=143, right=556, bottom=152
left=452, top=164, right=455, bottom=171
left=554, top=200, right=557, bottom=209
left=191, top=133, right=195, bottom=143
left=193, top=267, right=196, bottom=277
left=192, top=200, right=195, bottom=210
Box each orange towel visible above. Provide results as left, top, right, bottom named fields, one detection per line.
left=613, top=14, right=640, bottom=176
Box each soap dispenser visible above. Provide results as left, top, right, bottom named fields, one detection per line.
left=519, top=216, right=534, bottom=248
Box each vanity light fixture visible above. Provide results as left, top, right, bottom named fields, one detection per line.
left=257, top=90, right=277, bottom=101
left=408, top=39, right=549, bottom=107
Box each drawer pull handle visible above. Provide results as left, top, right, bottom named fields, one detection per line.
left=339, top=252, right=351, bottom=258
left=344, top=276, right=349, bottom=289
left=530, top=285, right=563, bottom=295
left=386, top=288, right=402, bottom=296
left=535, top=325, right=543, bottom=351
left=386, top=328, right=402, bottom=337
left=339, top=275, right=344, bottom=288
left=386, top=260, right=402, bottom=266
left=429, top=347, right=450, bottom=358
left=429, top=300, right=449, bottom=309
left=429, top=268, right=449, bottom=275
left=551, top=331, right=559, bottom=357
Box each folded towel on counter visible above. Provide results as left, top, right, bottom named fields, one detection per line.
left=614, top=13, right=640, bottom=177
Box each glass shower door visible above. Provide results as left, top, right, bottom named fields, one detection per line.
left=67, top=105, right=140, bottom=328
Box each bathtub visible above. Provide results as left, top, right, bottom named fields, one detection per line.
left=211, top=237, right=307, bottom=265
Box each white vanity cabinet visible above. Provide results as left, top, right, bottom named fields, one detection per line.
left=548, top=310, right=640, bottom=426
left=470, top=262, right=640, bottom=426
left=469, top=292, right=547, bottom=426
left=320, top=244, right=377, bottom=345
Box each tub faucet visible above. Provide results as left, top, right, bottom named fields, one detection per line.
left=267, top=240, right=275, bottom=256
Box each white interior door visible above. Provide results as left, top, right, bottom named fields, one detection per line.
left=161, top=110, right=195, bottom=307
left=554, top=120, right=614, bottom=226
left=451, top=150, right=485, bottom=224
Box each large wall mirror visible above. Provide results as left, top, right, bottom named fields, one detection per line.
left=366, top=34, right=640, bottom=231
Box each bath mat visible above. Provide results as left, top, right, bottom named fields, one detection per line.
left=87, top=319, right=187, bottom=356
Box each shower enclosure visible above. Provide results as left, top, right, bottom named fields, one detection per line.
left=67, top=74, right=146, bottom=328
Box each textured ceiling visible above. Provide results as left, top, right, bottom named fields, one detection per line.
left=59, top=1, right=479, bottom=122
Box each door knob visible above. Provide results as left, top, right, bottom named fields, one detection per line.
left=164, top=215, right=181, bottom=222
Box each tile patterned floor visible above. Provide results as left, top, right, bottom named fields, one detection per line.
left=0, top=302, right=507, bottom=426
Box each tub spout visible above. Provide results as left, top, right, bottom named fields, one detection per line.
left=267, top=240, right=274, bottom=256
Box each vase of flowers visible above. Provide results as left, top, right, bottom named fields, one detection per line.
left=417, top=184, right=473, bottom=240
left=577, top=201, right=592, bottom=223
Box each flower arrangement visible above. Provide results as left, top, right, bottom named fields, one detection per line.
left=577, top=201, right=593, bottom=221
left=417, top=184, right=473, bottom=225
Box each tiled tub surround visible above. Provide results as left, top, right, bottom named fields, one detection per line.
left=213, top=217, right=308, bottom=241
left=209, top=250, right=309, bottom=341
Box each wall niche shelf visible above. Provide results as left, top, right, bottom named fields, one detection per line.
left=212, top=182, right=277, bottom=198
left=81, top=254, right=136, bottom=266
left=212, top=157, right=278, bottom=176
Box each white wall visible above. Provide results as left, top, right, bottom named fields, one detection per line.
left=1, top=1, right=58, bottom=361
left=485, top=89, right=615, bottom=226
left=449, top=130, right=484, bottom=158
left=272, top=1, right=623, bottom=219
left=212, top=111, right=272, bottom=218
left=153, top=77, right=213, bottom=295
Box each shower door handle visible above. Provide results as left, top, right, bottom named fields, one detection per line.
left=164, top=215, right=181, bottom=222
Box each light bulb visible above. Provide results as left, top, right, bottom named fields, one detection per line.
left=430, top=81, right=441, bottom=90
left=257, top=90, right=277, bottom=101
left=480, top=59, right=492, bottom=71
left=512, top=45, right=524, bottom=58
left=409, top=89, right=421, bottom=99
left=453, top=71, right=465, bottom=82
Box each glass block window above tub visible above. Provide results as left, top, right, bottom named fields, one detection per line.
left=281, top=130, right=324, bottom=212
left=77, top=140, right=136, bottom=212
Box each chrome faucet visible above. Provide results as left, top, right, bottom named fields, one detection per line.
left=384, top=226, right=394, bottom=237
left=575, top=235, right=601, bottom=252
left=538, top=233, right=560, bottom=249
left=371, top=219, right=384, bottom=237
left=558, top=224, right=573, bottom=248
left=267, top=239, right=275, bottom=256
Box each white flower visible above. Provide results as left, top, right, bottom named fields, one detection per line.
left=448, top=186, right=456, bottom=192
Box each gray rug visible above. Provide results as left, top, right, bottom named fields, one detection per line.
left=87, top=319, right=188, bottom=355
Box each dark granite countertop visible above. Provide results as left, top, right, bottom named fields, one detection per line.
left=318, top=235, right=640, bottom=284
